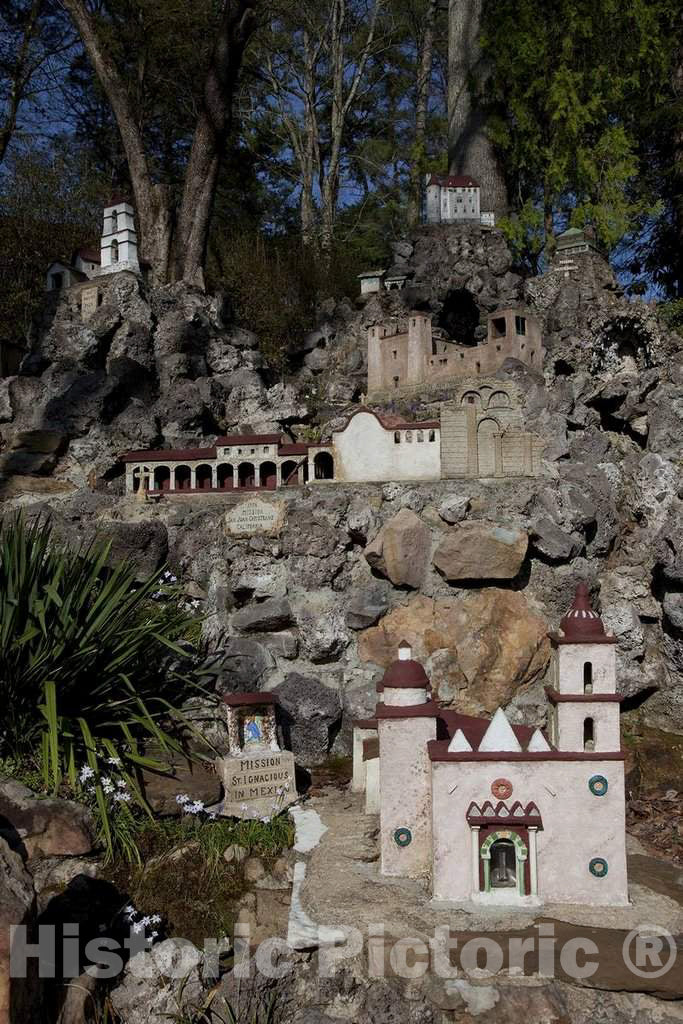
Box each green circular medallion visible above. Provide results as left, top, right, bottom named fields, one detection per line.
left=589, top=774, right=608, bottom=796
left=589, top=857, right=608, bottom=877
left=394, top=827, right=412, bottom=847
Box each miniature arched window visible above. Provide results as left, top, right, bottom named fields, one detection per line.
left=314, top=451, right=334, bottom=480
left=111, top=238, right=119, bottom=263
left=174, top=465, right=191, bottom=491
left=428, top=430, right=436, bottom=442
left=153, top=466, right=170, bottom=491
left=476, top=361, right=481, bottom=373
left=583, top=662, right=593, bottom=694
left=583, top=717, right=595, bottom=751
left=238, top=462, right=255, bottom=488
left=111, top=209, right=118, bottom=231
left=260, top=461, right=277, bottom=489
left=417, top=431, right=424, bottom=442
left=217, top=463, right=234, bottom=489
left=394, top=432, right=401, bottom=444
left=195, top=464, right=213, bottom=490
left=406, top=431, right=413, bottom=443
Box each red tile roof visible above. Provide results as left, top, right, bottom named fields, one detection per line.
left=121, top=447, right=217, bottom=463
left=216, top=434, right=282, bottom=445
left=278, top=443, right=310, bottom=455
left=427, top=174, right=479, bottom=188
left=75, top=247, right=101, bottom=264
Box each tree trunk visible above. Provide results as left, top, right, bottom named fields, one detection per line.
left=0, top=0, right=44, bottom=166
left=447, top=0, right=508, bottom=218
left=173, top=2, right=256, bottom=287
left=408, top=0, right=437, bottom=227
left=672, top=19, right=683, bottom=297
left=62, top=0, right=257, bottom=287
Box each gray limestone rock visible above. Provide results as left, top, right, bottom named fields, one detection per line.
left=232, top=597, right=294, bottom=633
left=273, top=673, right=342, bottom=766
left=530, top=517, right=583, bottom=563
left=346, top=582, right=391, bottom=630
left=438, top=494, right=470, bottom=524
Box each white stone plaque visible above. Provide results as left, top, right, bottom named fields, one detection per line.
left=81, top=285, right=100, bottom=320
left=217, top=749, right=297, bottom=818
left=224, top=497, right=285, bottom=537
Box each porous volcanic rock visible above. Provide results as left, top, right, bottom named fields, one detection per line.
left=0, top=837, right=38, bottom=1023
left=433, top=521, right=528, bottom=581
left=273, top=673, right=343, bottom=766
left=358, top=591, right=550, bottom=714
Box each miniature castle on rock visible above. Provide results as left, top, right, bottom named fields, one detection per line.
left=423, top=174, right=495, bottom=227
left=352, top=584, right=628, bottom=908
left=367, top=307, right=542, bottom=397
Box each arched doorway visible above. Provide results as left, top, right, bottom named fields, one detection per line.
left=281, top=460, right=299, bottom=486
left=259, top=461, right=277, bottom=489
left=153, top=466, right=170, bottom=491
left=314, top=451, right=334, bottom=480
left=238, top=462, right=255, bottom=488
left=480, top=830, right=528, bottom=896
left=217, top=464, right=234, bottom=490
left=174, top=465, right=191, bottom=491
left=477, top=418, right=499, bottom=476
left=195, top=464, right=213, bottom=490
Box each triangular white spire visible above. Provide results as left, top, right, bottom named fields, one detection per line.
left=527, top=728, right=551, bottom=752
left=478, top=708, right=522, bottom=752
left=448, top=728, right=472, bottom=752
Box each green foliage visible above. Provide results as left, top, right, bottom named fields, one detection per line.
left=657, top=299, right=683, bottom=334
left=103, top=812, right=294, bottom=949
left=0, top=514, right=209, bottom=857
left=0, top=141, right=105, bottom=345
left=481, top=0, right=678, bottom=264
left=497, top=200, right=545, bottom=274
left=208, top=231, right=362, bottom=375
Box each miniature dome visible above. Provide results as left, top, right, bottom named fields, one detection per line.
left=559, top=583, right=608, bottom=641
left=381, top=643, right=430, bottom=688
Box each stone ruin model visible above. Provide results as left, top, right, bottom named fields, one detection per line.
left=422, top=173, right=495, bottom=227
left=352, top=584, right=628, bottom=908
left=367, top=307, right=542, bottom=396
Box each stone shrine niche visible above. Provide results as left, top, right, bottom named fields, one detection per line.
left=222, top=692, right=280, bottom=756
left=217, top=693, right=298, bottom=819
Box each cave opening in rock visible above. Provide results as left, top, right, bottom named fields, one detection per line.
left=600, top=322, right=652, bottom=371
left=437, top=288, right=480, bottom=345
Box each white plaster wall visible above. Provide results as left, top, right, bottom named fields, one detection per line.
left=365, top=758, right=380, bottom=814
left=556, top=644, right=616, bottom=695
left=383, top=687, right=428, bottom=707
left=333, top=412, right=441, bottom=483
left=431, top=759, right=628, bottom=905
left=379, top=717, right=437, bottom=877
left=556, top=702, right=621, bottom=753
left=351, top=726, right=377, bottom=792
left=425, top=185, right=440, bottom=223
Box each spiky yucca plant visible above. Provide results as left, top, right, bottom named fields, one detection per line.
left=0, top=514, right=208, bottom=857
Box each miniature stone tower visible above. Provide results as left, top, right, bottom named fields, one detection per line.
left=548, top=583, right=621, bottom=753
left=100, top=200, right=139, bottom=275
left=376, top=642, right=437, bottom=877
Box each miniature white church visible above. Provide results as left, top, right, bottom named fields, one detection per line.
left=352, top=584, right=628, bottom=907
left=46, top=199, right=139, bottom=290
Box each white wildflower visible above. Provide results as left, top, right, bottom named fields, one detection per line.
left=151, top=930, right=159, bottom=939
left=208, top=812, right=217, bottom=820
left=79, top=765, right=95, bottom=782
left=101, top=777, right=115, bottom=795
left=132, top=921, right=144, bottom=934
left=150, top=914, right=161, bottom=924
left=140, top=916, right=152, bottom=927
left=116, top=779, right=127, bottom=789
left=124, top=905, right=136, bottom=918
left=107, top=756, right=121, bottom=767
left=114, top=791, right=131, bottom=803
left=260, top=816, right=271, bottom=824
left=189, top=800, right=205, bottom=814
left=176, top=793, right=190, bottom=806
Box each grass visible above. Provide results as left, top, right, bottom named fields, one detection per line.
left=102, top=812, right=295, bottom=949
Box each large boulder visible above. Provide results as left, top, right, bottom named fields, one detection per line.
left=364, top=509, right=431, bottom=589
left=109, top=939, right=207, bottom=1024
left=0, top=779, right=95, bottom=860
left=0, top=837, right=38, bottom=1024
left=232, top=597, right=293, bottom=634
left=273, top=674, right=343, bottom=766
left=433, top=521, right=528, bottom=581
left=358, top=592, right=550, bottom=714
left=345, top=581, right=391, bottom=630
left=140, top=757, right=223, bottom=817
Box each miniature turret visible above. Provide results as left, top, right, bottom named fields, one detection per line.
left=548, top=583, right=622, bottom=753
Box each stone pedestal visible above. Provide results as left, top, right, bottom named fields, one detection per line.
left=217, top=749, right=297, bottom=819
